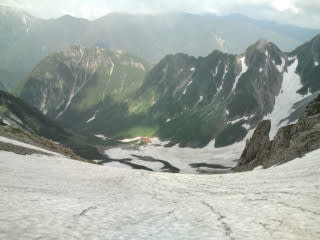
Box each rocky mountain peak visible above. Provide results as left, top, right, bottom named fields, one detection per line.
left=246, top=38, right=282, bottom=53
left=244, top=38, right=286, bottom=74
left=254, top=39, right=269, bottom=51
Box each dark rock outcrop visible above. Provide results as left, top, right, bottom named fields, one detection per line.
left=236, top=120, right=272, bottom=169
left=235, top=94, right=320, bottom=171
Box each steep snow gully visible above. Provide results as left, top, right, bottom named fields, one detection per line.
left=0, top=144, right=319, bottom=239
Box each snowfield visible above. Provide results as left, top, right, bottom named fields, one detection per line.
left=0, top=149, right=319, bottom=240
left=232, top=56, right=248, bottom=92
left=104, top=137, right=250, bottom=173
left=264, top=57, right=311, bottom=138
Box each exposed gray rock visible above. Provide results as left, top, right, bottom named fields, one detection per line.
left=237, top=120, right=272, bottom=169
left=235, top=94, right=320, bottom=171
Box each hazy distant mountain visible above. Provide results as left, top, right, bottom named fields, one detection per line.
left=226, top=14, right=319, bottom=42
left=1, top=6, right=319, bottom=89
left=0, top=6, right=36, bottom=49
left=0, top=6, right=38, bottom=90
left=17, top=34, right=320, bottom=147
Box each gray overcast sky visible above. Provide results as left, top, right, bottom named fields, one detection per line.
left=1, top=0, right=320, bottom=29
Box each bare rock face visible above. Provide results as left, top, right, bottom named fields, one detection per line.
left=238, top=120, right=271, bottom=169
left=235, top=94, right=320, bottom=171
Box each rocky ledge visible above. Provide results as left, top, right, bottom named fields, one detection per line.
left=235, top=94, right=320, bottom=171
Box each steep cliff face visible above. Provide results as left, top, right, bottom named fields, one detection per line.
left=235, top=94, right=320, bottom=171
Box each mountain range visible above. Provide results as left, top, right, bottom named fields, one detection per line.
left=0, top=5, right=319, bottom=90
left=16, top=34, right=320, bottom=149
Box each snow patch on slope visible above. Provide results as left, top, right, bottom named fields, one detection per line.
left=22, top=15, right=29, bottom=33
left=86, top=114, right=96, bottom=123
left=222, top=64, right=228, bottom=80
left=56, top=48, right=88, bottom=119
left=120, top=137, right=142, bottom=143
left=182, top=80, right=193, bottom=95
left=39, top=88, right=48, bottom=114
left=275, top=58, right=285, bottom=72
left=265, top=57, right=311, bottom=138
left=228, top=114, right=255, bottom=125
left=0, top=119, right=11, bottom=126
left=131, top=60, right=145, bottom=71
left=216, top=84, right=223, bottom=94
left=232, top=57, right=247, bottom=92
left=95, top=134, right=108, bottom=140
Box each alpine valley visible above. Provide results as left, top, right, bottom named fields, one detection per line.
left=0, top=4, right=320, bottom=239
left=8, top=32, right=320, bottom=173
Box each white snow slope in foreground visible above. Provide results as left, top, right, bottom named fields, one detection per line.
left=0, top=149, right=319, bottom=240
